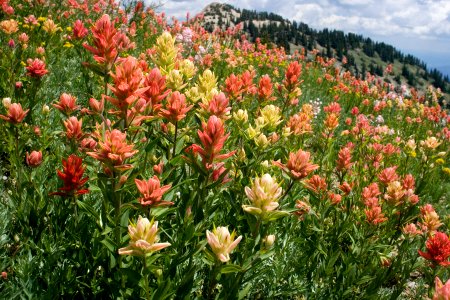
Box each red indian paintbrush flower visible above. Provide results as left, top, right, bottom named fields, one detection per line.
left=159, top=91, right=192, bottom=124
left=419, top=232, right=450, bottom=267
left=188, top=115, right=235, bottom=166
left=83, top=14, right=119, bottom=71
left=284, top=61, right=302, bottom=88
left=51, top=154, right=89, bottom=197
left=25, top=58, right=48, bottom=78
left=258, top=74, right=274, bottom=102
left=72, top=20, right=88, bottom=40
left=135, top=176, right=172, bottom=207
left=273, top=149, right=319, bottom=180
left=0, top=103, right=29, bottom=124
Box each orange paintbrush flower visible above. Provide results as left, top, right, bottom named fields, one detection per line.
left=273, top=149, right=319, bottom=180
left=64, top=116, right=83, bottom=140
left=0, top=103, right=29, bottom=124
left=135, top=176, right=172, bottom=207
left=106, top=56, right=148, bottom=114
left=159, top=91, right=192, bottom=124
left=53, top=93, right=80, bottom=115
left=378, top=166, right=399, bottom=185
left=87, top=128, right=138, bottom=172
left=142, top=67, right=170, bottom=113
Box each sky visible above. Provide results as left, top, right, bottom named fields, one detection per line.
left=154, top=0, right=450, bottom=74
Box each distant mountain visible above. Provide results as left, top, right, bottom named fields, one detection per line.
left=201, top=3, right=450, bottom=98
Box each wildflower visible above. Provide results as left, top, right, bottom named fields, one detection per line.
left=0, top=103, right=29, bottom=124
left=83, top=14, right=120, bottom=72
left=421, top=137, right=442, bottom=150
left=135, top=176, right=172, bottom=207
left=336, top=147, right=352, bottom=171
left=243, top=174, right=282, bottom=216
left=339, top=182, right=352, bottom=195
left=433, top=277, right=450, bottom=300
left=206, top=226, right=242, bottom=263
left=233, top=109, right=248, bottom=124
left=260, top=105, right=282, bottom=129
left=365, top=206, right=387, bottom=225
left=88, top=97, right=104, bottom=114
left=87, top=128, right=138, bottom=173
left=188, top=115, right=235, bottom=166
left=42, top=19, right=60, bottom=34
left=273, top=149, right=319, bottom=181
left=287, top=112, right=312, bottom=135
left=72, top=20, right=88, bottom=40
left=225, top=73, right=244, bottom=100
left=119, top=216, right=171, bottom=257
left=254, top=133, right=270, bottom=149
left=258, top=75, right=274, bottom=102
left=329, top=193, right=342, bottom=205
left=2, top=98, right=11, bottom=108
left=418, top=232, right=450, bottom=266
left=402, top=223, right=422, bottom=236
left=294, top=200, right=311, bottom=219
left=378, top=167, right=399, bottom=185
left=153, top=31, right=177, bottom=74
left=263, top=235, right=276, bottom=249
left=26, top=151, right=43, bottom=167
left=284, top=61, right=302, bottom=88
left=420, top=204, right=443, bottom=233
left=53, top=93, right=80, bottom=115
left=199, top=92, right=230, bottom=119
left=159, top=91, right=193, bottom=124
left=1, top=271, right=6, bottom=280
left=64, top=116, right=83, bottom=140
left=25, top=58, right=48, bottom=78
left=142, top=68, right=169, bottom=113
left=106, top=56, right=147, bottom=115
left=324, top=113, right=339, bottom=131
left=51, top=155, right=89, bottom=197
left=304, top=175, right=327, bottom=194
left=0, top=19, right=18, bottom=34
left=384, top=181, right=406, bottom=205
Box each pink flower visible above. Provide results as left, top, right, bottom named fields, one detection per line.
left=53, top=93, right=80, bottom=115
left=0, top=103, right=29, bottom=124
left=25, top=58, right=48, bottom=78
left=26, top=151, right=43, bottom=167
left=273, top=149, right=319, bottom=180
left=433, top=277, right=450, bottom=300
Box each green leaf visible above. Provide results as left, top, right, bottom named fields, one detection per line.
left=220, top=264, right=242, bottom=274
left=263, top=210, right=290, bottom=222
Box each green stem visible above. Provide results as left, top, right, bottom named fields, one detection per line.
left=172, top=121, right=178, bottom=159
left=143, top=257, right=151, bottom=300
